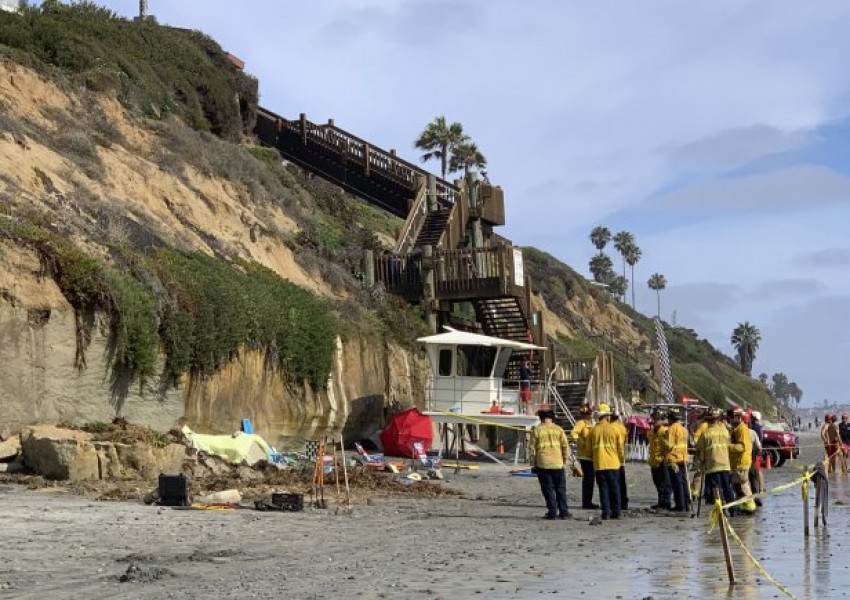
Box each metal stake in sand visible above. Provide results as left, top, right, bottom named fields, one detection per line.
left=333, top=438, right=342, bottom=508
left=339, top=434, right=352, bottom=512
left=696, top=457, right=706, bottom=517
left=803, top=467, right=810, bottom=538
left=713, top=488, right=736, bottom=585
left=814, top=473, right=820, bottom=529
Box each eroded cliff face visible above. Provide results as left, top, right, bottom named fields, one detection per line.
left=0, top=242, right=428, bottom=447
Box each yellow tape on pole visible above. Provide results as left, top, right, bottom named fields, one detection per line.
left=430, top=411, right=533, bottom=432
left=718, top=470, right=812, bottom=511
left=723, top=518, right=799, bottom=600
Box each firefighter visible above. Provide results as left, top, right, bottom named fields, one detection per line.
left=611, top=409, right=629, bottom=510
left=695, top=408, right=736, bottom=514
left=571, top=404, right=597, bottom=509
left=528, top=408, right=571, bottom=519
left=748, top=411, right=765, bottom=506
left=591, top=404, right=623, bottom=520
left=690, top=411, right=710, bottom=500
left=663, top=410, right=689, bottom=512
left=727, top=408, right=757, bottom=513
left=648, top=411, right=671, bottom=509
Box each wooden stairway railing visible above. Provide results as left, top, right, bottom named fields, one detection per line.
left=256, top=107, right=459, bottom=211
left=393, top=179, right=428, bottom=254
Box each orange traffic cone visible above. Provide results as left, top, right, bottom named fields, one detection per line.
left=765, top=453, right=772, bottom=470
left=497, top=440, right=505, bottom=454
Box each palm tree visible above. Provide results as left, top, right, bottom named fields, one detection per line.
left=624, top=243, right=642, bottom=309
left=647, top=273, right=667, bottom=317
left=613, top=232, right=634, bottom=293
left=731, top=322, right=761, bottom=376
left=449, top=141, right=487, bottom=176
left=604, top=272, right=628, bottom=298
left=415, top=116, right=468, bottom=179
left=590, top=226, right=611, bottom=251
left=589, top=252, right=613, bottom=283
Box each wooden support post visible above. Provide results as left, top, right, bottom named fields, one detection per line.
left=423, top=245, right=437, bottom=333
left=300, top=113, right=308, bottom=145
left=364, top=144, right=371, bottom=177
left=328, top=118, right=335, bottom=126
left=714, top=488, right=736, bottom=585
left=427, top=174, right=438, bottom=212
left=803, top=467, right=810, bottom=538
left=362, top=249, right=374, bottom=286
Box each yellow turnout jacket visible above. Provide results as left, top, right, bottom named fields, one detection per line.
left=529, top=422, right=569, bottom=469
left=592, top=421, right=622, bottom=471
left=729, top=422, right=751, bottom=470
left=663, top=421, right=688, bottom=464
left=648, top=425, right=668, bottom=468
left=571, top=418, right=594, bottom=461
left=695, top=422, right=732, bottom=474
left=612, top=420, right=627, bottom=464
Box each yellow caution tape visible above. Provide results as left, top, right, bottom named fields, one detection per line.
left=708, top=502, right=798, bottom=599
left=723, top=515, right=799, bottom=599
left=431, top=411, right=534, bottom=432
left=718, top=470, right=812, bottom=511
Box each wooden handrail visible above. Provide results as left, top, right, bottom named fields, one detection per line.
left=257, top=108, right=459, bottom=206
left=393, top=179, right=428, bottom=254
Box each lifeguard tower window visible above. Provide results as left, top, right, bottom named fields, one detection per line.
left=456, top=345, right=497, bottom=378
left=438, top=348, right=453, bottom=376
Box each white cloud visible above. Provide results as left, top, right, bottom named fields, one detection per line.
left=670, top=125, right=817, bottom=171
left=654, top=165, right=850, bottom=214
left=793, top=247, right=850, bottom=269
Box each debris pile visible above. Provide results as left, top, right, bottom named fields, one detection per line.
left=0, top=420, right=462, bottom=503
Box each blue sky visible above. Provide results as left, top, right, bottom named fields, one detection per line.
left=94, top=1, right=850, bottom=407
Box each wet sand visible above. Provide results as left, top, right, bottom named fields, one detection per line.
left=0, top=431, right=847, bottom=599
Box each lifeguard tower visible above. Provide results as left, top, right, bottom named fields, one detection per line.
left=417, top=327, right=544, bottom=464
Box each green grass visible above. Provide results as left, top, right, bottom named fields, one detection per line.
left=0, top=1, right=257, bottom=138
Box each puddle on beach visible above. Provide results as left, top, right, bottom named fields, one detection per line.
left=552, top=475, right=850, bottom=600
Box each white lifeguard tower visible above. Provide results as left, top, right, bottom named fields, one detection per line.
left=417, top=327, right=544, bottom=464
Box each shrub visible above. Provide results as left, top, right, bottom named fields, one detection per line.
left=0, top=1, right=257, bottom=139
left=0, top=219, right=338, bottom=392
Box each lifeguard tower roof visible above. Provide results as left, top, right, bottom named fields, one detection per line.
left=417, top=327, right=546, bottom=351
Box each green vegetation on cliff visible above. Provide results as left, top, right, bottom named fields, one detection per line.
left=0, top=1, right=257, bottom=137
left=0, top=219, right=337, bottom=391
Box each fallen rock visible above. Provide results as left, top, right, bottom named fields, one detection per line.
left=0, top=462, right=23, bottom=474
left=195, top=489, right=242, bottom=505
left=0, top=437, right=21, bottom=461
left=21, top=426, right=99, bottom=481
left=118, top=563, right=174, bottom=584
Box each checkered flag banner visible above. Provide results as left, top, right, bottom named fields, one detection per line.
left=654, top=317, right=675, bottom=403
left=304, top=441, right=320, bottom=462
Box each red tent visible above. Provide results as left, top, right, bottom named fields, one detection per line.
left=380, top=408, right=433, bottom=458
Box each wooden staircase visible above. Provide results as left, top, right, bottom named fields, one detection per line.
left=414, top=210, right=451, bottom=247
left=254, top=108, right=457, bottom=219
left=553, top=381, right=590, bottom=431
left=253, top=106, right=547, bottom=391
left=473, top=297, right=529, bottom=343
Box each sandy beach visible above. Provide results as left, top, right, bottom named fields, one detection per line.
left=0, top=431, right=847, bottom=600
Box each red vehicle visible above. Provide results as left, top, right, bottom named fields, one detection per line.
left=761, top=426, right=798, bottom=468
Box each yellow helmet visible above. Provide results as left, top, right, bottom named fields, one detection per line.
left=596, top=403, right=611, bottom=416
